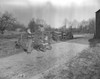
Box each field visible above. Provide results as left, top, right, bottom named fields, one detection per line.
left=0, top=32, right=23, bottom=58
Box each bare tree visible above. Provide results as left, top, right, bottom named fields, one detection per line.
left=0, top=12, right=16, bottom=34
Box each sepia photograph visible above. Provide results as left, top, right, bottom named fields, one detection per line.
left=0, top=0, right=100, bottom=79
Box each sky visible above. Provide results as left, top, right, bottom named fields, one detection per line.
left=0, top=0, right=100, bottom=28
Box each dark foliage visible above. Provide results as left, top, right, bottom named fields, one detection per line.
left=0, top=12, right=16, bottom=34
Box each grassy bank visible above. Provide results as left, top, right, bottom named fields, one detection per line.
left=0, top=38, right=22, bottom=58
left=41, top=46, right=100, bottom=79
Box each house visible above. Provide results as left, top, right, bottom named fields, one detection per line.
left=95, top=9, right=100, bottom=38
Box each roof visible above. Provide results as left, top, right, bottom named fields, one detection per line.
left=96, top=9, right=100, bottom=13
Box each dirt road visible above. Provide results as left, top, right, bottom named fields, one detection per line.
left=0, top=41, right=89, bottom=79
left=0, top=34, right=93, bottom=79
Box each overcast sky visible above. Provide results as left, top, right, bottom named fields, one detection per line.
left=0, top=0, right=100, bottom=28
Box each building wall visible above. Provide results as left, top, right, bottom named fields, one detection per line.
left=95, top=11, right=100, bottom=38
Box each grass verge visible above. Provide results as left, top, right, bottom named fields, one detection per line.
left=41, top=47, right=100, bottom=79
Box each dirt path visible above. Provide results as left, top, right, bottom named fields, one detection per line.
left=0, top=39, right=89, bottom=79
